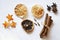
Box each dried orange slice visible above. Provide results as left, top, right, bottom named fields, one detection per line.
left=32, top=4, right=44, bottom=18
left=14, top=4, right=27, bottom=18
left=21, top=19, right=34, bottom=33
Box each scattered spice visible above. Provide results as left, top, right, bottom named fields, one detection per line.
left=37, top=22, right=40, bottom=26
left=47, top=3, right=58, bottom=13
left=51, top=3, right=57, bottom=13
left=52, top=3, right=57, bottom=7
left=47, top=5, right=51, bottom=11
left=52, top=7, right=57, bottom=13
left=34, top=23, right=37, bottom=26
left=34, top=18, right=40, bottom=27
left=34, top=18, right=37, bottom=22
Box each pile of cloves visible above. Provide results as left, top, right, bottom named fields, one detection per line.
left=47, top=3, right=57, bottom=13
left=40, top=14, right=53, bottom=39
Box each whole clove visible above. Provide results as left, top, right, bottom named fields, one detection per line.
left=52, top=6, right=57, bottom=13
left=37, top=22, right=40, bottom=26
left=34, top=18, right=37, bottom=22
left=51, top=3, right=57, bottom=13
left=40, top=14, right=53, bottom=39
left=34, top=18, right=40, bottom=27
left=47, top=5, right=51, bottom=11
left=34, top=23, right=37, bottom=26
left=52, top=3, right=57, bottom=7
left=47, top=3, right=58, bottom=13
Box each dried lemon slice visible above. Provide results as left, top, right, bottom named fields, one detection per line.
left=14, top=4, right=27, bottom=18
left=32, top=4, right=44, bottom=18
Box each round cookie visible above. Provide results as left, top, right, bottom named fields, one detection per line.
left=14, top=4, right=27, bottom=18
left=32, top=4, right=44, bottom=18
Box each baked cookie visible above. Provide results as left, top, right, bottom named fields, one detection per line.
left=32, top=4, right=44, bottom=18
left=14, top=4, right=27, bottom=18
left=21, top=19, right=34, bottom=33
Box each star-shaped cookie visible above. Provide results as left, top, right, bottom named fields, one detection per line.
left=6, top=14, right=13, bottom=21
left=10, top=21, right=16, bottom=28
left=3, top=21, right=10, bottom=28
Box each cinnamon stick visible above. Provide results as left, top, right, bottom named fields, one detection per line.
left=40, top=14, right=53, bottom=39
left=47, top=16, right=51, bottom=27
left=40, top=26, right=48, bottom=38
left=45, top=14, right=48, bottom=25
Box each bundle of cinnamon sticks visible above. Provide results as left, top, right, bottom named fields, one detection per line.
left=40, top=14, right=53, bottom=39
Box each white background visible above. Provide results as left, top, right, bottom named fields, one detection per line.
left=0, top=0, right=60, bottom=40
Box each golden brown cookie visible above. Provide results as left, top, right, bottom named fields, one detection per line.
left=6, top=14, right=13, bottom=21
left=14, top=4, right=27, bottom=18
left=32, top=4, right=44, bottom=18
left=10, top=21, right=16, bottom=28
left=3, top=21, right=10, bottom=28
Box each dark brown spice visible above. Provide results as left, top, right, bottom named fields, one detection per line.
left=52, top=3, right=57, bottom=7
left=52, top=7, right=57, bottom=13
left=34, top=18, right=37, bottom=22
left=37, top=22, right=40, bottom=26
left=34, top=23, right=37, bottom=26
left=47, top=3, right=58, bottom=13
left=47, top=5, right=51, bottom=11
left=34, top=18, right=40, bottom=26
left=51, top=3, right=57, bottom=13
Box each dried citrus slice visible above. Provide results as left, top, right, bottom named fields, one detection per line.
left=32, top=4, right=44, bottom=18
left=21, top=19, right=34, bottom=33
left=14, top=4, right=27, bottom=18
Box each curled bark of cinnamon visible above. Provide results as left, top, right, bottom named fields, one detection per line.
left=40, top=14, right=53, bottom=39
